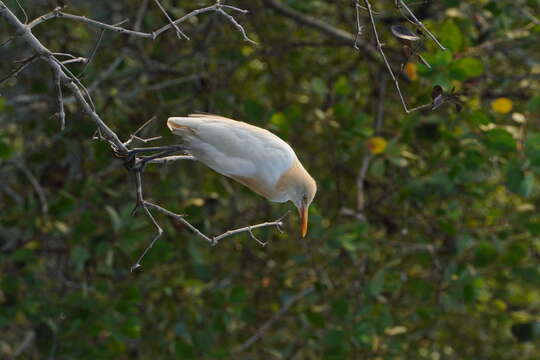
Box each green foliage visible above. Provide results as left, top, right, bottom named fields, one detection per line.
left=1, top=0, right=540, bottom=359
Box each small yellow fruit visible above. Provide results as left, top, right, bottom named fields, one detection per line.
left=404, top=62, right=418, bottom=81
left=366, top=137, right=388, bottom=155
left=491, top=97, right=513, bottom=114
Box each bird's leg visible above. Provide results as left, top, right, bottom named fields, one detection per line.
left=131, top=170, right=145, bottom=216
left=134, top=149, right=180, bottom=171
left=129, top=144, right=187, bottom=155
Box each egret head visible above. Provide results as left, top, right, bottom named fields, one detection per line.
left=290, top=172, right=317, bottom=238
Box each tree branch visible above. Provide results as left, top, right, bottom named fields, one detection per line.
left=263, top=0, right=379, bottom=62
left=0, top=0, right=283, bottom=272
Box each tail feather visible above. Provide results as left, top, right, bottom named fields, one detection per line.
left=167, top=117, right=197, bottom=135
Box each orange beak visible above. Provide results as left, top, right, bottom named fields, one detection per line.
left=299, top=205, right=308, bottom=238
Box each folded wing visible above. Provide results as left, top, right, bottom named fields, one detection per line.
left=167, top=114, right=297, bottom=196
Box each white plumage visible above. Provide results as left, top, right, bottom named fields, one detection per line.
left=167, top=114, right=316, bottom=237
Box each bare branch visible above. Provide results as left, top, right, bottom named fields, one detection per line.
left=61, top=57, right=87, bottom=65
left=0, top=0, right=282, bottom=272
left=353, top=1, right=363, bottom=49
left=211, top=216, right=286, bottom=246
left=0, top=54, right=38, bottom=84
left=215, top=6, right=257, bottom=44
left=28, top=2, right=255, bottom=45
left=153, top=0, right=190, bottom=40
left=78, top=29, right=104, bottom=76
left=363, top=0, right=431, bottom=114
left=396, top=0, right=446, bottom=51
left=52, top=67, right=65, bottom=131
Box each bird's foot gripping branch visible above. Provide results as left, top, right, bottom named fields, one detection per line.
left=0, top=0, right=286, bottom=271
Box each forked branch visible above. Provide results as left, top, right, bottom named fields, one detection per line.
left=0, top=0, right=282, bottom=272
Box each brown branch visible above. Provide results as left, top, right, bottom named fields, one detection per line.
left=263, top=0, right=379, bottom=62
left=28, top=2, right=256, bottom=44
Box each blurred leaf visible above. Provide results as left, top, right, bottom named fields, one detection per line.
left=483, top=128, right=516, bottom=153
left=450, top=57, right=484, bottom=80
left=368, top=268, right=386, bottom=297
left=71, top=246, right=90, bottom=273
left=439, top=20, right=463, bottom=52
left=527, top=95, right=540, bottom=113
left=506, top=160, right=534, bottom=197
left=525, top=133, right=540, bottom=169
left=474, top=241, right=498, bottom=267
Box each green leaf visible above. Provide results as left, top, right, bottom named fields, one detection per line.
left=331, top=299, right=349, bottom=318
left=71, top=246, right=90, bottom=273
left=502, top=242, right=528, bottom=266
left=0, top=140, right=11, bottom=159
left=527, top=95, right=540, bottom=113
left=506, top=160, right=525, bottom=196
left=525, top=133, right=540, bottom=169
left=450, top=57, right=484, bottom=80
left=474, top=241, right=498, bottom=267
left=483, top=128, right=516, bottom=154
left=368, top=268, right=385, bottom=297
left=469, top=111, right=491, bottom=125
left=439, top=20, right=463, bottom=52
left=306, top=310, right=325, bottom=328
left=334, top=76, right=350, bottom=96
left=311, top=77, right=327, bottom=96
left=0, top=97, right=5, bottom=111
left=229, top=286, right=247, bottom=304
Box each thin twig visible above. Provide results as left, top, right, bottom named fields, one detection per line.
left=52, top=67, right=65, bottom=131
left=215, top=6, right=257, bottom=44
left=353, top=1, right=363, bottom=49
left=397, top=0, right=446, bottom=51
left=28, top=3, right=255, bottom=45
left=61, top=57, right=87, bottom=65
left=12, top=160, right=48, bottom=214
left=0, top=54, right=38, bottom=84
left=123, top=116, right=158, bottom=147
left=78, top=29, right=104, bottom=76
left=234, top=287, right=315, bottom=353
left=356, top=74, right=386, bottom=213
left=153, top=0, right=190, bottom=40
left=363, top=0, right=431, bottom=113
left=14, top=0, right=27, bottom=23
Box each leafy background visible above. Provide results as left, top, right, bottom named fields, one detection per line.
left=1, top=0, right=540, bottom=358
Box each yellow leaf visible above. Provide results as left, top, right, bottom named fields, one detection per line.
left=385, top=326, right=408, bottom=336
left=404, top=62, right=418, bottom=81
left=491, top=97, right=513, bottom=114
left=366, top=137, right=388, bottom=155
